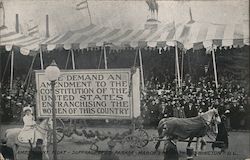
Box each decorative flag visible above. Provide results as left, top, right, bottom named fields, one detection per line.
left=27, top=25, right=39, bottom=36
left=75, top=0, right=92, bottom=24
left=76, top=0, right=88, bottom=10
left=20, top=19, right=39, bottom=37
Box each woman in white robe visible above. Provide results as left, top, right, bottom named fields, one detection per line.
left=18, top=106, right=36, bottom=143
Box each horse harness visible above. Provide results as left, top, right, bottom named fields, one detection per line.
left=200, top=111, right=219, bottom=140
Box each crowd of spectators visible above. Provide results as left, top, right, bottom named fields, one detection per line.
left=0, top=76, right=36, bottom=122
left=142, top=73, right=248, bottom=130
left=1, top=70, right=248, bottom=130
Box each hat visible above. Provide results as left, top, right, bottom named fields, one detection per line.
left=225, top=110, right=230, bottom=114
left=23, top=106, right=32, bottom=112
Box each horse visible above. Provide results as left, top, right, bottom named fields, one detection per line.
left=155, top=108, right=221, bottom=155
left=4, top=118, right=52, bottom=160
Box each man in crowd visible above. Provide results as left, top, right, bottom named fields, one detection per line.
left=184, top=101, right=198, bottom=118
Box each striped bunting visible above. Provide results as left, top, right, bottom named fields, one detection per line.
left=1, top=21, right=249, bottom=55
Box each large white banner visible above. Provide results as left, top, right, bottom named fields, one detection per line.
left=35, top=68, right=140, bottom=119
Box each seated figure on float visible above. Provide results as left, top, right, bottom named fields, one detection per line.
left=18, top=106, right=36, bottom=143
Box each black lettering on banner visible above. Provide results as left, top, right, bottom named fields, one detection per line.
left=107, top=74, right=121, bottom=80
left=96, top=88, right=107, bottom=94
left=43, top=108, right=51, bottom=114
left=80, top=95, right=92, bottom=101
left=96, top=81, right=106, bottom=87
left=68, top=108, right=75, bottom=114
left=38, top=71, right=131, bottom=118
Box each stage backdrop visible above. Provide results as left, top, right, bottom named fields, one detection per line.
left=35, top=68, right=140, bottom=119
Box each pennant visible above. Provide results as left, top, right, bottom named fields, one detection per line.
left=76, top=0, right=88, bottom=10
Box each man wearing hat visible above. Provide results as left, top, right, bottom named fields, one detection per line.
left=184, top=101, right=198, bottom=118
left=18, top=105, right=36, bottom=143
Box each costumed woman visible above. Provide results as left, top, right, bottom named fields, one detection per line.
left=18, top=105, right=36, bottom=143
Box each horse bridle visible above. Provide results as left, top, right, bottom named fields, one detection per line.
left=202, top=110, right=219, bottom=127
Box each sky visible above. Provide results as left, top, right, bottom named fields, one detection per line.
left=1, top=0, right=249, bottom=36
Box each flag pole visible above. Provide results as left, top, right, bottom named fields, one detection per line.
left=39, top=48, right=44, bottom=70
left=1, top=2, right=5, bottom=26
left=139, top=48, right=145, bottom=90
left=86, top=0, right=92, bottom=24
left=175, top=41, right=181, bottom=88
left=46, top=15, right=49, bottom=38
left=71, top=49, right=76, bottom=70
left=10, top=50, right=14, bottom=90
left=103, top=46, right=108, bottom=69
left=212, top=44, right=218, bottom=88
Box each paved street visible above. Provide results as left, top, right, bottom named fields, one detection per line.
left=1, top=125, right=249, bottom=160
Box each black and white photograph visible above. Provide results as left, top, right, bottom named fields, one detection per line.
left=0, top=0, right=249, bottom=160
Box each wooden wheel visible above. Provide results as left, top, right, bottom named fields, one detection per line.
left=122, top=135, right=141, bottom=148
left=47, top=119, right=65, bottom=144
left=134, top=129, right=149, bottom=148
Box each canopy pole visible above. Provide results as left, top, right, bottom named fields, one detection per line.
left=71, top=49, right=76, bottom=70
left=181, top=50, right=185, bottom=85
left=1, top=52, right=11, bottom=83
left=175, top=41, right=181, bottom=88
left=10, top=50, right=14, bottom=90
left=24, top=53, right=37, bottom=87
left=212, top=45, right=218, bottom=88
left=65, top=51, right=70, bottom=69
left=103, top=46, right=108, bottom=69
left=138, top=48, right=145, bottom=90
left=133, top=49, right=138, bottom=67
left=98, top=49, right=103, bottom=69
left=39, top=48, right=44, bottom=70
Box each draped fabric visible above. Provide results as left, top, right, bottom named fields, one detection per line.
left=0, top=21, right=249, bottom=55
